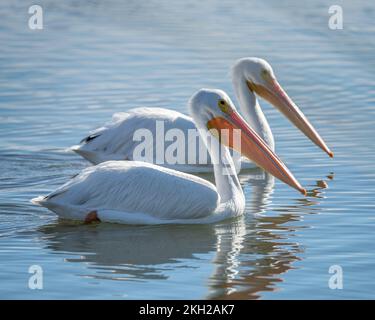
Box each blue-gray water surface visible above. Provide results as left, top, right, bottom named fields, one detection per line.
left=0, top=0, right=374, bottom=299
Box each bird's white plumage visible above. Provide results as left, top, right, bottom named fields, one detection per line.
left=32, top=161, right=224, bottom=224
left=73, top=107, right=253, bottom=172
left=73, top=108, right=190, bottom=162
left=32, top=89, right=248, bottom=225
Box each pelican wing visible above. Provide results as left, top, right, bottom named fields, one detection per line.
left=72, top=108, right=197, bottom=164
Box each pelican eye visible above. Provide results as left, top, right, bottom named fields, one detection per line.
left=261, top=68, right=271, bottom=80
left=218, top=99, right=230, bottom=113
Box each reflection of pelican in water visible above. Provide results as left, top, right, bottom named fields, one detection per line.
left=39, top=223, right=219, bottom=281
left=37, top=173, right=330, bottom=298
left=208, top=173, right=330, bottom=299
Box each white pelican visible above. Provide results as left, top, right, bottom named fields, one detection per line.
left=72, top=58, right=333, bottom=172
left=32, top=89, right=306, bottom=225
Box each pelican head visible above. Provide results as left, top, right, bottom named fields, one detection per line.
left=189, top=88, right=306, bottom=195
left=232, top=57, right=333, bottom=158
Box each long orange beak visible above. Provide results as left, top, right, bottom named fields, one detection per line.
left=207, top=111, right=307, bottom=195
left=248, top=80, right=333, bottom=158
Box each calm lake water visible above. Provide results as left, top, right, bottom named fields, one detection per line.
left=1, top=0, right=374, bottom=299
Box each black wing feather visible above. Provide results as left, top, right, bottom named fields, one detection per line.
left=80, top=133, right=101, bottom=144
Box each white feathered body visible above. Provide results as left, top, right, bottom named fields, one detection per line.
left=72, top=108, right=253, bottom=172
left=31, top=161, right=232, bottom=224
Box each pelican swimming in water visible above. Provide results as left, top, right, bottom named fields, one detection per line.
left=72, top=58, right=333, bottom=172
left=32, top=89, right=306, bottom=225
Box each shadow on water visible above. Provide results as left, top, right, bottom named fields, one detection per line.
left=36, top=169, right=331, bottom=299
